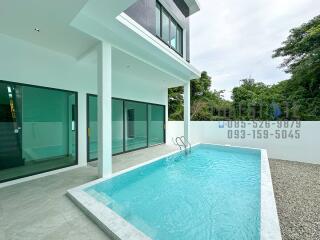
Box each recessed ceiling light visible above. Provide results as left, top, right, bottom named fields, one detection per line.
left=34, top=27, right=40, bottom=32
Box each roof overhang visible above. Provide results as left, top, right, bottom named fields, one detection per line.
left=72, top=0, right=201, bottom=83
left=0, top=0, right=201, bottom=83
left=184, top=0, right=200, bottom=16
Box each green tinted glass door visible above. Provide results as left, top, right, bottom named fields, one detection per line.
left=124, top=101, right=147, bottom=151
left=0, top=82, right=23, bottom=170
left=87, top=95, right=98, bottom=161
left=0, top=81, right=77, bottom=183
left=112, top=99, right=124, bottom=154
left=85, top=97, right=164, bottom=158
left=148, top=104, right=165, bottom=146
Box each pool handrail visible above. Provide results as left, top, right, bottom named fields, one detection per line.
left=181, top=136, right=192, bottom=153
left=175, top=136, right=191, bottom=155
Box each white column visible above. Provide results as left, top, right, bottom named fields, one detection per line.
left=97, top=42, right=112, bottom=178
left=184, top=82, right=190, bottom=142
left=78, top=92, right=87, bottom=166
left=165, top=88, right=169, bottom=144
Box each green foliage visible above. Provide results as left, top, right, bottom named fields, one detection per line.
left=191, top=71, right=212, bottom=100
left=272, top=14, right=320, bottom=120
left=168, top=71, right=231, bottom=121
left=232, top=79, right=296, bottom=120
left=191, top=72, right=228, bottom=120
left=168, top=86, right=184, bottom=120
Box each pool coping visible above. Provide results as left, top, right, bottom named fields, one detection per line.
left=67, top=143, right=282, bottom=240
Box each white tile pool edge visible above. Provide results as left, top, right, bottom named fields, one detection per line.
left=67, top=144, right=282, bottom=240
left=261, top=149, right=282, bottom=240
left=67, top=187, right=150, bottom=240
left=67, top=146, right=189, bottom=240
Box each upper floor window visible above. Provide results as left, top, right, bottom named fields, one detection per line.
left=156, top=2, right=183, bottom=56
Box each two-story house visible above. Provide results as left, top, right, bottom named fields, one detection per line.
left=0, top=0, right=200, bottom=185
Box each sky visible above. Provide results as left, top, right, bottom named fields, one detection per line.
left=189, top=0, right=320, bottom=100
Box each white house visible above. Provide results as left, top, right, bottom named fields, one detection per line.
left=0, top=0, right=201, bottom=184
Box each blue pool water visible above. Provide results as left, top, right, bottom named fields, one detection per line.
left=86, top=144, right=261, bottom=240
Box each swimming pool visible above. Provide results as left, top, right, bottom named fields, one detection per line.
left=68, top=144, right=281, bottom=240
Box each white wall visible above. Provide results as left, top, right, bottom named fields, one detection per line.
left=113, top=71, right=167, bottom=105
left=167, top=121, right=320, bottom=164
left=0, top=33, right=96, bottom=166
left=0, top=33, right=168, bottom=168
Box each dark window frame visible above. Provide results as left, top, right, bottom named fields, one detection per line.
left=86, top=94, right=98, bottom=162
left=0, top=79, right=78, bottom=183
left=156, top=1, right=184, bottom=57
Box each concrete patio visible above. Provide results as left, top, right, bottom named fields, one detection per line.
left=0, top=146, right=319, bottom=240
left=0, top=144, right=176, bottom=240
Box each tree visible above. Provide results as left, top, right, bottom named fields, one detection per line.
left=191, top=71, right=212, bottom=100
left=168, top=71, right=230, bottom=121
left=168, top=86, right=183, bottom=120
left=273, top=15, right=320, bottom=94
left=190, top=72, right=219, bottom=120
left=231, top=79, right=288, bottom=120
left=273, top=14, right=320, bottom=119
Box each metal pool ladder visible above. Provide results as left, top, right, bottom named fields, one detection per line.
left=175, top=136, right=192, bottom=155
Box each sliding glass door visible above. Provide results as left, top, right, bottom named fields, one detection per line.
left=87, top=95, right=98, bottom=161
left=124, top=101, right=148, bottom=151
left=0, top=80, right=77, bottom=183
left=0, top=83, right=23, bottom=171
left=87, top=97, right=165, bottom=159
left=112, top=99, right=124, bottom=154
left=148, top=104, right=165, bottom=146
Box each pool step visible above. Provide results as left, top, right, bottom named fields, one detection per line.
left=86, top=189, right=112, bottom=206
left=86, top=189, right=134, bottom=221
left=86, top=189, right=156, bottom=238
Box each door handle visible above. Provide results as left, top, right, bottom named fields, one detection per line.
left=14, top=127, right=21, bottom=134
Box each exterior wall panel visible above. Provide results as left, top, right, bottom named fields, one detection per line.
left=125, top=0, right=191, bottom=61
left=125, top=0, right=157, bottom=35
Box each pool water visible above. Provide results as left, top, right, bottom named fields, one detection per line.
left=86, top=144, right=261, bottom=240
